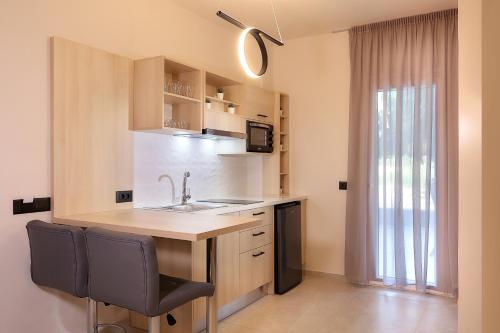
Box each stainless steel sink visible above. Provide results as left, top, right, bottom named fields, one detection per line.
left=142, top=203, right=226, bottom=213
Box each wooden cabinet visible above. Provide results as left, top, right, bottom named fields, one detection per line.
left=237, top=206, right=274, bottom=295
left=203, top=71, right=246, bottom=134
left=132, top=56, right=203, bottom=134
left=215, top=206, right=274, bottom=307
left=216, top=230, right=240, bottom=307
left=239, top=244, right=273, bottom=295
left=204, top=109, right=246, bottom=134
left=224, top=85, right=275, bottom=123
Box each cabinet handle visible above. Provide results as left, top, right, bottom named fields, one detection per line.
left=257, top=114, right=268, bottom=118
left=252, top=231, right=265, bottom=237
left=252, top=251, right=265, bottom=257
left=253, top=212, right=265, bottom=216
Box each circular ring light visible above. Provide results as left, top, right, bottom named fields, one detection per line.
left=238, top=27, right=268, bottom=78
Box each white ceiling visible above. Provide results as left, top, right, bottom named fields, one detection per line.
left=171, top=0, right=457, bottom=40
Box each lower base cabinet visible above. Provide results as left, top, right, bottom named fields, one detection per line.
left=239, top=244, right=273, bottom=295
left=216, top=231, right=240, bottom=306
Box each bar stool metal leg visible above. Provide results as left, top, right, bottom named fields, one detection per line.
left=206, top=237, right=217, bottom=333
left=148, top=316, right=161, bottom=333
left=87, top=298, right=98, bottom=333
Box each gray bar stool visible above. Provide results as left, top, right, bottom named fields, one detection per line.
left=26, top=220, right=124, bottom=333
left=85, top=227, right=215, bottom=333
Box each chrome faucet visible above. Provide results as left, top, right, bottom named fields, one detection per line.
left=181, top=171, right=191, bottom=205
left=158, top=174, right=176, bottom=204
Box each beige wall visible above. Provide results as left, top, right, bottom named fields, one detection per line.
left=481, top=0, right=500, bottom=331
left=0, top=0, right=270, bottom=332
left=458, top=0, right=500, bottom=331
left=272, top=32, right=351, bottom=275
left=457, top=0, right=483, bottom=331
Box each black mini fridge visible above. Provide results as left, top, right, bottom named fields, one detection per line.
left=275, top=201, right=302, bottom=294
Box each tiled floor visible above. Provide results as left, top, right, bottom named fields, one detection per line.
left=106, top=273, right=457, bottom=333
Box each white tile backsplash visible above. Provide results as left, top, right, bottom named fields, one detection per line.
left=134, top=132, right=263, bottom=207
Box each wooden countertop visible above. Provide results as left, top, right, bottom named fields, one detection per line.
left=54, top=208, right=261, bottom=241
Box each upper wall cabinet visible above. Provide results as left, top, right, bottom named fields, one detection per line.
left=204, top=71, right=246, bottom=133
left=132, top=56, right=203, bottom=134
left=224, top=85, right=275, bottom=124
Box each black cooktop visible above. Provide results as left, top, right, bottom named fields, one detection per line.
left=197, top=199, right=264, bottom=205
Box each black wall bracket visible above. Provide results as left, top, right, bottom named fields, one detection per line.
left=13, top=197, right=51, bottom=215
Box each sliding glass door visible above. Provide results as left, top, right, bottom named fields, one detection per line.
left=375, top=85, right=437, bottom=289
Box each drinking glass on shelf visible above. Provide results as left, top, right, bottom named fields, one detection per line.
left=171, top=80, right=179, bottom=95
left=178, top=81, right=183, bottom=95
left=180, top=81, right=187, bottom=96
left=185, top=84, right=193, bottom=98
left=165, top=78, right=172, bottom=93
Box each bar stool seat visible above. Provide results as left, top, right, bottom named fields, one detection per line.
left=85, top=227, right=214, bottom=332
left=158, top=275, right=214, bottom=315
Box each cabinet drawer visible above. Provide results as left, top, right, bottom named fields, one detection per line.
left=239, top=224, right=273, bottom=253
left=239, top=206, right=273, bottom=231
left=239, top=244, right=273, bottom=295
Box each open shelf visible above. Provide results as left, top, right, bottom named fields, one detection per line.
left=205, top=95, right=240, bottom=106
left=164, top=92, right=201, bottom=104
left=279, top=93, right=290, bottom=195
left=133, top=56, right=203, bottom=134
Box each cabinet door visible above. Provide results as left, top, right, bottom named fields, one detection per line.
left=239, top=244, right=273, bottom=295
left=225, top=85, right=275, bottom=123
left=204, top=110, right=245, bottom=133
left=216, top=227, right=241, bottom=306
left=244, top=86, right=275, bottom=122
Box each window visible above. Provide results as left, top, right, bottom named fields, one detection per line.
left=375, top=85, right=437, bottom=287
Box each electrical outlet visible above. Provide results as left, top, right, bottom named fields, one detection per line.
left=116, top=190, right=133, bottom=203
left=339, top=181, right=348, bottom=191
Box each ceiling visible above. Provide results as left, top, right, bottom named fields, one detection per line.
left=170, top=0, right=457, bottom=40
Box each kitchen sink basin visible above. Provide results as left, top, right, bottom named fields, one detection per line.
left=142, top=203, right=226, bottom=213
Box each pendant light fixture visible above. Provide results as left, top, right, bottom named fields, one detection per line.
left=216, top=0, right=284, bottom=78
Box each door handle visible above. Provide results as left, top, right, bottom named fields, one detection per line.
left=252, top=231, right=265, bottom=237
left=253, top=212, right=265, bottom=216
left=252, top=251, right=265, bottom=257
left=257, top=114, right=268, bottom=118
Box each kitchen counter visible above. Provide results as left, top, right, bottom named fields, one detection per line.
left=54, top=195, right=306, bottom=241
left=53, top=208, right=261, bottom=241
left=194, top=194, right=307, bottom=216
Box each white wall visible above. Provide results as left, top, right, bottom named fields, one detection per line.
left=133, top=133, right=263, bottom=207
left=0, top=0, right=270, bottom=332
left=272, top=32, right=351, bottom=275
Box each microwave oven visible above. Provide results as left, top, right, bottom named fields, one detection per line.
left=246, top=121, right=273, bottom=153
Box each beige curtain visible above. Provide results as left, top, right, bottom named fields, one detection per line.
left=345, top=9, right=458, bottom=295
